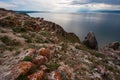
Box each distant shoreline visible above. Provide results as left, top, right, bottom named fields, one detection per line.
left=14, top=10, right=120, bottom=15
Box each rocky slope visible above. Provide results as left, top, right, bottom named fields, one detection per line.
left=0, top=8, right=120, bottom=80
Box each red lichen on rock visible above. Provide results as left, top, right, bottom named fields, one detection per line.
left=55, top=71, right=62, bottom=80
left=28, top=70, right=45, bottom=80
left=11, top=61, right=35, bottom=80
left=33, top=55, right=48, bottom=65
left=38, top=48, right=51, bottom=58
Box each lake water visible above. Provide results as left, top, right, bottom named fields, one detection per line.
left=29, top=12, right=120, bottom=47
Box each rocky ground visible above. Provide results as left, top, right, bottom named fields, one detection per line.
left=0, top=8, right=120, bottom=80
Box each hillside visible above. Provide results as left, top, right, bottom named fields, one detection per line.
left=0, top=8, right=120, bottom=80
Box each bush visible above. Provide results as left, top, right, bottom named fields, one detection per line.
left=23, top=56, right=33, bottom=62
left=13, top=27, right=27, bottom=33
left=27, top=67, right=37, bottom=75
left=0, top=36, right=11, bottom=45
left=61, top=43, right=68, bottom=51
left=21, top=35, right=32, bottom=43
left=35, top=38, right=44, bottom=43
left=75, top=45, right=81, bottom=49
left=92, top=52, right=105, bottom=58
left=46, top=63, right=60, bottom=71
left=0, top=36, right=20, bottom=46
left=17, top=74, right=29, bottom=80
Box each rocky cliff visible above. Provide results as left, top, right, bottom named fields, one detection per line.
left=0, top=8, right=120, bottom=80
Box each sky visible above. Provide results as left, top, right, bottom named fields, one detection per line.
left=0, top=0, right=120, bottom=12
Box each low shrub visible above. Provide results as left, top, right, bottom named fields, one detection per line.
left=23, top=56, right=34, bottom=62
left=13, top=27, right=27, bottom=33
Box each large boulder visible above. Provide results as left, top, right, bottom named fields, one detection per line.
left=38, top=48, right=51, bottom=58
left=11, top=61, right=35, bottom=80
left=108, top=41, right=120, bottom=50
left=83, top=32, right=98, bottom=50
left=33, top=55, right=48, bottom=65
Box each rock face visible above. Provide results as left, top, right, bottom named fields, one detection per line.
left=108, top=41, right=120, bottom=50
left=83, top=32, right=98, bottom=50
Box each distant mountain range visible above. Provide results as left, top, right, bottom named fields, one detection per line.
left=14, top=10, right=120, bottom=14
left=94, top=10, right=120, bottom=13
left=77, top=10, right=120, bottom=13
left=14, top=10, right=50, bottom=14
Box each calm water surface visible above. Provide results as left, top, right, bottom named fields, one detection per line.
left=29, top=12, right=120, bottom=47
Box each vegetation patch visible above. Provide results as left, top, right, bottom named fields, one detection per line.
left=13, top=27, right=27, bottom=33
left=75, top=45, right=81, bottom=49
left=46, top=63, right=61, bottom=71
left=35, top=38, right=44, bottom=43
left=39, top=31, right=51, bottom=37
left=17, top=74, right=29, bottom=80
left=92, top=51, right=105, bottom=58
left=23, top=56, right=34, bottom=62
left=21, top=34, right=32, bottom=43
left=0, top=36, right=20, bottom=46
left=61, top=43, right=68, bottom=51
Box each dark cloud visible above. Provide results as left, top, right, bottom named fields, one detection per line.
left=92, top=0, right=120, bottom=5
left=71, top=0, right=120, bottom=5
left=71, top=0, right=91, bottom=5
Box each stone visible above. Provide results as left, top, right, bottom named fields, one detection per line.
left=108, top=41, right=120, bottom=50
left=28, top=70, right=45, bottom=80
left=54, top=71, right=62, bottom=80
left=25, top=48, right=36, bottom=56
left=83, top=32, right=98, bottom=50
left=33, top=55, right=48, bottom=65
left=38, top=48, right=51, bottom=58
left=11, top=61, right=35, bottom=80
left=48, top=71, right=62, bottom=80
left=58, top=62, right=75, bottom=80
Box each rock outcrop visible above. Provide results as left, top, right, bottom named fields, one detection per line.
left=83, top=32, right=98, bottom=50
left=11, top=61, right=35, bottom=80
left=108, top=41, right=120, bottom=50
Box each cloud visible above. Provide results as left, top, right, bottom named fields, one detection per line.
left=0, top=0, right=120, bottom=12
left=0, top=1, right=17, bottom=9
left=77, top=3, right=120, bottom=10
left=70, top=0, right=120, bottom=11
left=71, top=0, right=91, bottom=5
left=71, top=0, right=120, bottom=5
left=91, top=0, right=120, bottom=5
left=10, top=0, right=71, bottom=11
